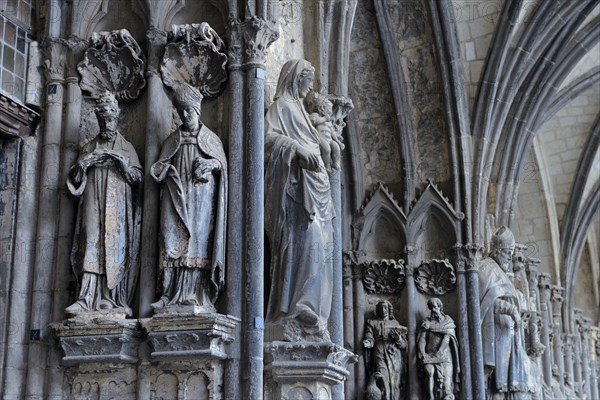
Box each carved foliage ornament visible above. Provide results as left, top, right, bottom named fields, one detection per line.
left=78, top=29, right=146, bottom=101
left=161, top=23, right=228, bottom=98
left=362, top=259, right=406, bottom=294
left=414, top=259, right=456, bottom=295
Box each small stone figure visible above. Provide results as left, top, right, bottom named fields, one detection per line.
left=66, top=92, right=143, bottom=316
left=417, top=298, right=460, bottom=400
left=305, top=91, right=344, bottom=173
left=151, top=83, right=227, bottom=312
left=479, top=226, right=535, bottom=397
left=362, top=300, right=407, bottom=400
left=265, top=59, right=335, bottom=341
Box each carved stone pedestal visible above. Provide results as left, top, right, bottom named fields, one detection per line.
left=264, top=341, right=357, bottom=400
left=139, top=313, right=239, bottom=400
left=51, top=316, right=142, bottom=365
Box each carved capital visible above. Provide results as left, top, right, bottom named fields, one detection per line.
left=226, top=20, right=243, bottom=71
left=146, top=28, right=167, bottom=77
left=550, top=286, right=564, bottom=305
left=537, top=273, right=552, bottom=292
left=457, top=243, right=484, bottom=272
left=41, top=37, right=68, bottom=83
left=240, top=16, right=279, bottom=69
left=64, top=36, right=88, bottom=80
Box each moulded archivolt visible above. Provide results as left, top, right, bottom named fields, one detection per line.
left=161, top=22, right=228, bottom=98
left=77, top=29, right=146, bottom=101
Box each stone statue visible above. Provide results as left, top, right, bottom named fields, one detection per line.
left=417, top=298, right=460, bottom=400
left=151, top=83, right=227, bottom=312
left=362, top=300, right=407, bottom=400
left=264, top=59, right=335, bottom=341
left=304, top=90, right=344, bottom=173
left=66, top=92, right=142, bottom=316
left=479, top=226, right=535, bottom=397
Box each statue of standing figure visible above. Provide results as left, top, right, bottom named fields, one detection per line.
left=264, top=59, right=335, bottom=341
left=479, top=226, right=535, bottom=398
left=363, top=300, right=407, bottom=400
left=151, top=83, right=227, bottom=312
left=417, top=298, right=460, bottom=400
left=66, top=92, right=143, bottom=317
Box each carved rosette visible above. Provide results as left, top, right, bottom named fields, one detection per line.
left=362, top=259, right=406, bottom=294
left=161, top=23, right=228, bottom=98
left=414, top=259, right=457, bottom=295
left=77, top=29, right=146, bottom=101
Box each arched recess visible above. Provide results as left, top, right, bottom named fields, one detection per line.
left=71, top=0, right=146, bottom=43
left=353, top=183, right=407, bottom=259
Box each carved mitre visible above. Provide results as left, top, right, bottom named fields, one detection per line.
left=77, top=29, right=146, bottom=101
left=94, top=91, right=120, bottom=117
left=491, top=226, right=515, bottom=251
left=161, top=23, right=228, bottom=98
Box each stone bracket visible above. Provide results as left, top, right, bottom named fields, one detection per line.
left=141, top=313, right=238, bottom=362
left=50, top=317, right=142, bottom=366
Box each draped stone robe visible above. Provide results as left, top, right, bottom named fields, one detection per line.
left=479, top=257, right=535, bottom=394
left=264, top=60, right=335, bottom=336
left=151, top=125, right=227, bottom=306
left=67, top=132, right=142, bottom=310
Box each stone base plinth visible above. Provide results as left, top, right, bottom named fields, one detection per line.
left=264, top=341, right=357, bottom=400
left=140, top=312, right=238, bottom=361
left=51, top=317, right=142, bottom=365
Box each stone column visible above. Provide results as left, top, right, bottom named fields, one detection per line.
left=224, top=20, right=244, bottom=400
left=538, top=273, right=553, bottom=387
left=563, top=334, right=575, bottom=391
left=590, top=327, right=599, bottom=400
left=404, top=245, right=419, bottom=400
left=454, top=245, right=472, bottom=400
left=352, top=257, right=367, bottom=398
left=342, top=252, right=356, bottom=399
left=573, top=308, right=584, bottom=396
left=526, top=258, right=541, bottom=311
left=579, top=316, right=593, bottom=400
left=330, top=169, right=344, bottom=400
left=550, top=286, right=565, bottom=393
left=135, top=30, right=169, bottom=400
left=25, top=37, right=67, bottom=400
left=463, top=244, right=486, bottom=399
left=46, top=35, right=88, bottom=399
left=138, top=28, right=169, bottom=318
left=240, top=16, right=278, bottom=400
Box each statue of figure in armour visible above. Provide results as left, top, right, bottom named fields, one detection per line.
left=66, top=92, right=143, bottom=316
left=151, top=83, right=227, bottom=312
left=417, top=298, right=460, bottom=400
left=479, top=226, right=535, bottom=398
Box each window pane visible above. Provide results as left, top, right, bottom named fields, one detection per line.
left=15, top=52, right=24, bottom=77
left=4, top=21, right=16, bottom=46
left=15, top=77, right=24, bottom=100
left=3, top=46, right=15, bottom=72
left=1, top=70, right=16, bottom=97
left=16, top=28, right=25, bottom=53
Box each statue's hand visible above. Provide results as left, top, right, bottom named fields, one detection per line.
left=295, top=146, right=321, bottom=172
left=193, top=158, right=219, bottom=183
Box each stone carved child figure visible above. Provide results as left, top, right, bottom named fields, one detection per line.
left=305, top=91, right=345, bottom=173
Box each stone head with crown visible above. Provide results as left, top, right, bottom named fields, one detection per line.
left=173, top=83, right=203, bottom=133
